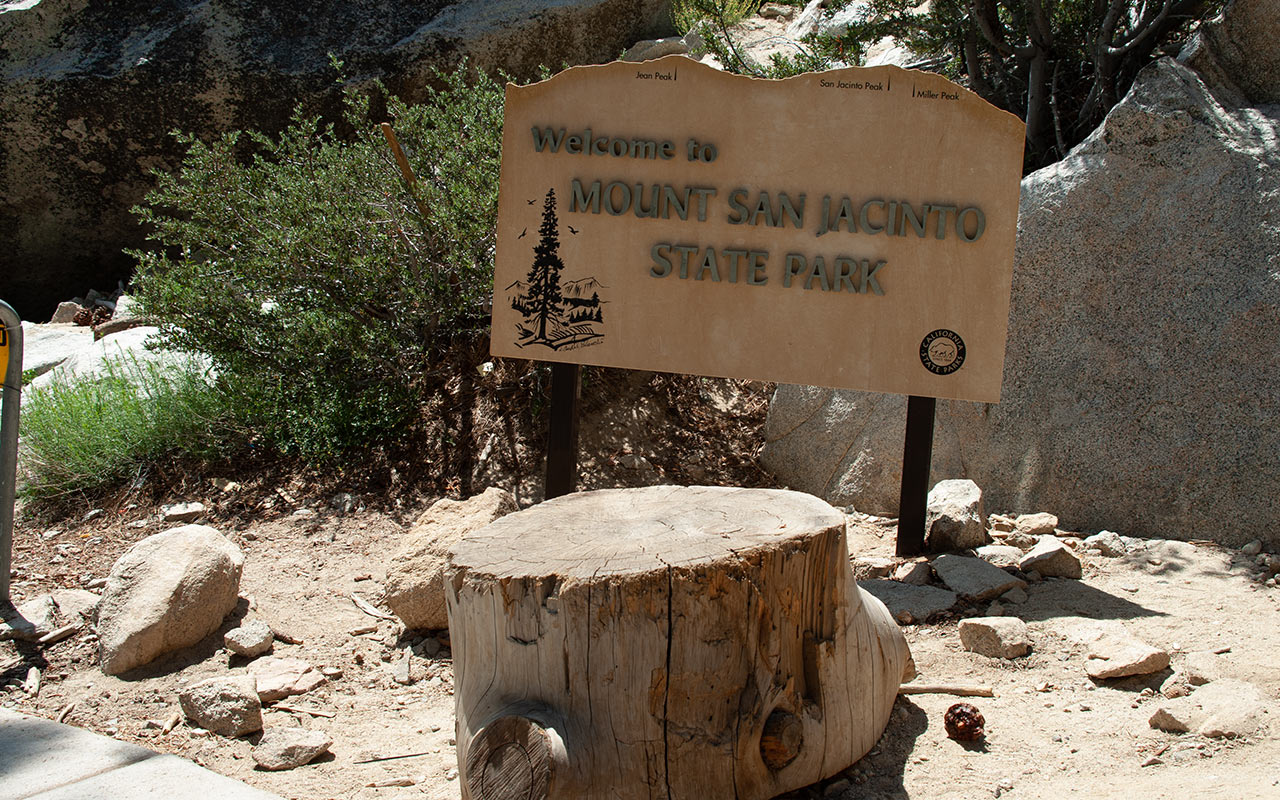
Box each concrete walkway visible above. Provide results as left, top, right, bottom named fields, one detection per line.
left=0, top=708, right=284, bottom=800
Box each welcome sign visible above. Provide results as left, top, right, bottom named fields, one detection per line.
left=491, top=56, right=1024, bottom=402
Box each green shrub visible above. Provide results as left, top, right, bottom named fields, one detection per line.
left=131, top=62, right=505, bottom=460
left=18, top=358, right=235, bottom=504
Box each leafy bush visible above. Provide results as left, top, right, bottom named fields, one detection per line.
left=683, top=0, right=1219, bottom=170
left=672, top=0, right=761, bottom=32
left=18, top=358, right=234, bottom=504
left=131, top=62, right=505, bottom=460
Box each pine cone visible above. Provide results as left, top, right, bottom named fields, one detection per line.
left=944, top=702, right=985, bottom=741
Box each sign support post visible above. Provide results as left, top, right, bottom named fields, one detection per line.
left=544, top=362, right=581, bottom=499
left=895, top=395, right=936, bottom=556
left=0, top=301, right=22, bottom=614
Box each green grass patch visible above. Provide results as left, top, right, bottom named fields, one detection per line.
left=18, top=357, right=239, bottom=505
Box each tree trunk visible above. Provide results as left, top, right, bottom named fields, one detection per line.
left=447, top=486, right=913, bottom=800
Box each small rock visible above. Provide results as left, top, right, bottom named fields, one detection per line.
left=1002, top=532, right=1037, bottom=550
left=931, top=554, right=1027, bottom=601
left=985, top=601, right=1005, bottom=617
left=331, top=493, right=357, bottom=513
left=1014, top=512, right=1058, bottom=536
left=50, top=588, right=100, bottom=625
left=393, top=650, right=413, bottom=685
left=860, top=580, right=957, bottom=625
left=1084, top=530, right=1128, bottom=557
left=292, top=508, right=316, bottom=518
left=1086, top=634, right=1169, bottom=679
left=320, top=666, right=344, bottom=679
left=41, top=529, right=63, bottom=541
left=252, top=727, right=333, bottom=770
left=1194, top=680, right=1268, bottom=738
left=622, top=37, right=689, bottom=62
left=892, top=561, right=932, bottom=586
left=758, top=2, right=795, bottom=19
left=384, top=488, right=519, bottom=631
left=51, top=301, right=83, bottom=324
left=852, top=555, right=898, bottom=580
left=83, top=509, right=104, bottom=522
left=823, top=778, right=851, bottom=796
left=1140, top=756, right=1164, bottom=767
left=1149, top=705, right=1195, bottom=733
left=989, top=513, right=1016, bottom=532
left=1001, top=587, right=1028, bottom=605
left=1241, top=540, right=1263, bottom=556
left=248, top=657, right=327, bottom=701
left=224, top=620, right=275, bottom=658
left=0, top=595, right=57, bottom=641
left=974, top=544, right=1023, bottom=568
left=959, top=617, right=1030, bottom=658
left=179, top=675, right=263, bottom=737
left=1019, top=537, right=1083, bottom=579
left=1161, top=673, right=1192, bottom=698
left=161, top=502, right=205, bottom=523
left=1182, top=651, right=1220, bottom=686
left=924, top=479, right=989, bottom=551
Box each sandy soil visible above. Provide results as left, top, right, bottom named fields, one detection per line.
left=4, top=499, right=1277, bottom=800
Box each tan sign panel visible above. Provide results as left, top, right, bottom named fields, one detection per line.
left=491, top=57, right=1024, bottom=402
left=0, top=323, right=8, bottom=382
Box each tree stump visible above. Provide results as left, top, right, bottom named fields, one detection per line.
left=447, top=486, right=912, bottom=800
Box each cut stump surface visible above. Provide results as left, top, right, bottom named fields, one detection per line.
left=447, top=486, right=911, bottom=800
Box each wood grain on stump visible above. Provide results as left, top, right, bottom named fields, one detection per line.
left=447, top=486, right=911, bottom=800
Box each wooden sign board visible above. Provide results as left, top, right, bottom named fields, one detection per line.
left=491, top=57, right=1024, bottom=403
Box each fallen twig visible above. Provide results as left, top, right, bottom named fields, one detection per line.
left=351, top=592, right=396, bottom=621
left=354, top=751, right=434, bottom=764
left=38, top=624, right=79, bottom=646
left=272, top=703, right=336, bottom=718
left=271, top=626, right=304, bottom=645
left=57, top=702, right=76, bottom=723
left=898, top=683, right=995, bottom=697
left=162, top=711, right=182, bottom=734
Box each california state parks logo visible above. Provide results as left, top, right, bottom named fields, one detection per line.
left=920, top=329, right=965, bottom=375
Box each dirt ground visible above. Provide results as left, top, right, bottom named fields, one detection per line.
left=4, top=491, right=1277, bottom=800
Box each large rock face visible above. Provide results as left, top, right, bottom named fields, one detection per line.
left=762, top=2, right=1280, bottom=547
left=96, top=524, right=244, bottom=674
left=0, top=0, right=671, bottom=321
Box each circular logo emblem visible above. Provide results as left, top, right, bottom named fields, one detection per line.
left=920, top=329, right=966, bottom=375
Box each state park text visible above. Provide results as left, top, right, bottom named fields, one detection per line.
left=530, top=126, right=992, bottom=296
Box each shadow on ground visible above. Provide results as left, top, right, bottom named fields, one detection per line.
left=773, top=696, right=927, bottom=800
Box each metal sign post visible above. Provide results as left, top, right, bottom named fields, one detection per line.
left=895, top=396, right=937, bottom=556
left=543, top=362, right=581, bottom=499
left=0, top=300, right=22, bottom=613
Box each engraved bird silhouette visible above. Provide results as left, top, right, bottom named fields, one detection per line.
left=567, top=225, right=579, bottom=235
left=517, top=227, right=527, bottom=239
left=527, top=199, right=536, bottom=205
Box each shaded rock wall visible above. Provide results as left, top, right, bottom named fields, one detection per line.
left=0, top=0, right=672, bottom=320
